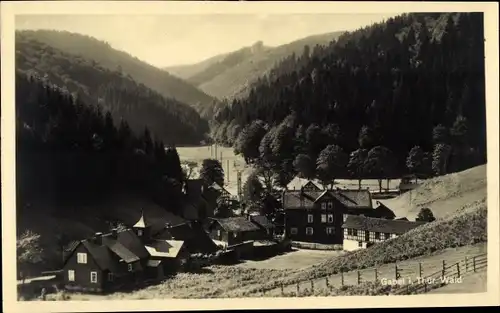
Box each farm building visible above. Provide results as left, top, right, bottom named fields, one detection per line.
left=205, top=216, right=264, bottom=247
left=372, top=201, right=396, bottom=219
left=282, top=181, right=380, bottom=244
left=247, top=214, right=275, bottom=239
left=155, top=221, right=219, bottom=254
left=181, top=179, right=219, bottom=221
left=341, top=215, right=426, bottom=251
left=62, top=210, right=189, bottom=293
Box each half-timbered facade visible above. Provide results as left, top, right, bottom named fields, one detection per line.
left=341, top=215, right=426, bottom=251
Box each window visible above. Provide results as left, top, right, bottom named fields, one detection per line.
left=358, top=241, right=363, bottom=247
left=326, top=227, right=334, bottom=235
left=384, top=233, right=391, bottom=239
left=327, top=214, right=334, bottom=223
left=343, top=214, right=348, bottom=222
left=321, top=214, right=327, bottom=223
left=68, top=270, right=75, bottom=282
left=233, top=232, right=238, bottom=238
left=307, top=214, right=313, bottom=223
left=137, top=229, right=143, bottom=236
left=321, top=202, right=327, bottom=210
left=353, top=229, right=358, bottom=236
left=128, top=264, right=133, bottom=272
left=380, top=233, right=385, bottom=240
left=306, top=227, right=314, bottom=235
left=290, top=227, right=298, bottom=235
left=90, top=271, right=98, bottom=283
left=375, top=232, right=380, bottom=240
left=356, top=230, right=365, bottom=241
left=369, top=231, right=376, bottom=241
left=77, top=253, right=87, bottom=264
left=217, top=230, right=221, bottom=237
left=108, top=273, right=114, bottom=282
left=327, top=202, right=333, bottom=210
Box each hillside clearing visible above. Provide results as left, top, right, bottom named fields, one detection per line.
left=379, top=165, right=486, bottom=219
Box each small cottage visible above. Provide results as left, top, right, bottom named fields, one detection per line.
left=341, top=215, right=426, bottom=251
left=155, top=221, right=218, bottom=254
left=206, top=217, right=262, bottom=247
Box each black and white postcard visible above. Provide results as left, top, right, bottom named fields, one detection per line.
left=1, top=1, right=499, bottom=312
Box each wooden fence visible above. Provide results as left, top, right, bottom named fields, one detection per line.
left=392, top=253, right=487, bottom=295
left=271, top=252, right=487, bottom=296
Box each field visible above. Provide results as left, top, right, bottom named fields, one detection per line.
left=234, top=249, right=345, bottom=270
left=176, top=144, right=404, bottom=197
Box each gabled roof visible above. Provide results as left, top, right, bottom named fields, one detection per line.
left=145, top=240, right=185, bottom=258
left=283, top=189, right=373, bottom=210
left=106, top=242, right=139, bottom=263
left=79, top=240, right=118, bottom=272
left=156, top=222, right=218, bottom=253
left=213, top=217, right=261, bottom=232
left=341, top=215, right=426, bottom=234
left=250, top=215, right=274, bottom=229
left=337, top=190, right=372, bottom=209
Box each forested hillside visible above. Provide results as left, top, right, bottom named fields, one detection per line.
left=211, top=13, right=486, bottom=188
left=16, top=70, right=185, bottom=218
left=15, top=30, right=218, bottom=117
left=16, top=36, right=209, bottom=145
left=165, top=32, right=344, bottom=100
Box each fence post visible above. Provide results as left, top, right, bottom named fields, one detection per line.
left=374, top=268, right=378, bottom=281
left=341, top=271, right=344, bottom=286
left=456, top=263, right=460, bottom=278
left=395, top=264, right=398, bottom=280
left=473, top=256, right=476, bottom=272
left=357, top=271, right=361, bottom=284
left=465, top=257, right=468, bottom=273
left=296, top=283, right=300, bottom=294
left=418, top=262, right=422, bottom=278
left=281, top=284, right=284, bottom=295
left=311, top=280, right=314, bottom=292
left=424, top=282, right=427, bottom=293
left=326, top=276, right=329, bottom=288
left=442, top=260, right=446, bottom=279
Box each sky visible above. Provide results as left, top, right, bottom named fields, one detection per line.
left=16, top=13, right=400, bottom=68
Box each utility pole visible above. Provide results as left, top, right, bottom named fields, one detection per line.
left=227, top=159, right=230, bottom=182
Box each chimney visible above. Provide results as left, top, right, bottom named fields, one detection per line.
left=165, top=223, right=171, bottom=229
left=94, top=232, right=103, bottom=245
left=111, top=228, right=118, bottom=238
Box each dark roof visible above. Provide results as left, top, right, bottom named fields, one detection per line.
left=337, top=190, right=372, bottom=209
left=80, top=240, right=118, bottom=272
left=250, top=215, right=274, bottom=229
left=214, top=217, right=261, bottom=232
left=64, top=240, right=80, bottom=253
left=283, top=189, right=372, bottom=210
left=373, top=201, right=396, bottom=219
left=156, top=222, right=218, bottom=253
left=106, top=242, right=139, bottom=263
left=341, top=215, right=426, bottom=234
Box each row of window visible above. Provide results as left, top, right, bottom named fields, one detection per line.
left=299, top=201, right=335, bottom=210
left=307, top=214, right=334, bottom=223
left=290, top=227, right=335, bottom=235
left=344, top=229, right=393, bottom=241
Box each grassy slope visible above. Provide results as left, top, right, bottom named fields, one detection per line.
left=16, top=30, right=216, bottom=114
left=380, top=165, right=487, bottom=219
left=164, top=52, right=232, bottom=80
left=166, top=32, right=344, bottom=100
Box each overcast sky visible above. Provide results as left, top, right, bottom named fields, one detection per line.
left=16, top=14, right=400, bottom=67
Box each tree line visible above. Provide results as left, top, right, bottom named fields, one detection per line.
left=16, top=35, right=210, bottom=146
left=16, top=71, right=186, bottom=215
left=210, top=13, right=486, bottom=189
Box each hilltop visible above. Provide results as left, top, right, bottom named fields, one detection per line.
left=16, top=35, right=209, bottom=145
left=164, top=32, right=344, bottom=100
left=15, top=30, right=218, bottom=117
left=381, top=164, right=487, bottom=220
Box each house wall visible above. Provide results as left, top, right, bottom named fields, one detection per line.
left=343, top=239, right=368, bottom=251
left=342, top=228, right=399, bottom=250
left=63, top=244, right=104, bottom=293
left=284, top=199, right=345, bottom=244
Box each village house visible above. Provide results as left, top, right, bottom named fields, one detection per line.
left=282, top=180, right=399, bottom=244
left=205, top=216, right=263, bottom=247
left=341, top=215, right=426, bottom=251
left=181, top=179, right=219, bottom=221
left=155, top=221, right=219, bottom=254
left=62, top=210, right=189, bottom=293
left=247, top=213, right=275, bottom=239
